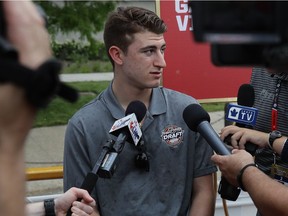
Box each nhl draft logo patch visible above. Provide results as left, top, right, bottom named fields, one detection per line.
left=161, top=125, right=184, bottom=148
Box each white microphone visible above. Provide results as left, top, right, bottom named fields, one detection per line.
left=109, top=113, right=142, bottom=147
left=98, top=100, right=147, bottom=178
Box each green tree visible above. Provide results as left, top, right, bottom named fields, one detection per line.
left=34, top=1, right=116, bottom=65
left=36, top=1, right=116, bottom=45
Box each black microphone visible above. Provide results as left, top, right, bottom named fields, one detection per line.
left=183, top=103, right=231, bottom=155
left=183, top=103, right=241, bottom=201
left=98, top=100, right=147, bottom=178
left=126, top=101, right=150, bottom=171
left=66, top=101, right=147, bottom=216
left=236, top=83, right=255, bottom=127
left=225, top=84, right=258, bottom=155
left=125, top=100, right=147, bottom=123
left=110, top=100, right=146, bottom=149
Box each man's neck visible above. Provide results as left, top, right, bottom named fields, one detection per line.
left=112, top=81, right=152, bottom=110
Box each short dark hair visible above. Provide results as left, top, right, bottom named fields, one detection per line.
left=104, top=6, right=167, bottom=66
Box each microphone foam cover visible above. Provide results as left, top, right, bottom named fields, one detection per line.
left=125, top=100, right=147, bottom=122
left=237, top=84, right=255, bottom=107
left=183, top=104, right=210, bottom=132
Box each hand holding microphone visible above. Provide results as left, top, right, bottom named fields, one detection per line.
left=183, top=103, right=241, bottom=201
left=225, top=84, right=259, bottom=155
left=67, top=100, right=147, bottom=216
left=211, top=149, right=256, bottom=190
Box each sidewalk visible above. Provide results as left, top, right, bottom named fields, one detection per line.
left=25, top=110, right=225, bottom=196
left=60, top=72, right=113, bottom=82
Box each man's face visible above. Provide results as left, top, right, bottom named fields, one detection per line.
left=119, top=31, right=167, bottom=89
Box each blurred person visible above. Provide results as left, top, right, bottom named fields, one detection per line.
left=64, top=6, right=217, bottom=216
left=0, top=1, right=94, bottom=215
left=0, top=1, right=52, bottom=215
left=251, top=67, right=288, bottom=178
left=212, top=124, right=288, bottom=215
left=223, top=67, right=288, bottom=215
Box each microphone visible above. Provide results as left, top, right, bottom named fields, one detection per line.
left=110, top=101, right=146, bottom=147
left=66, top=101, right=147, bottom=216
left=225, top=84, right=258, bottom=155
left=183, top=103, right=231, bottom=155
left=125, top=100, right=147, bottom=123
left=183, top=103, right=241, bottom=201
left=98, top=100, right=147, bottom=178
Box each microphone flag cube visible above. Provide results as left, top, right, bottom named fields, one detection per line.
left=109, top=113, right=142, bottom=146
left=226, top=103, right=258, bottom=126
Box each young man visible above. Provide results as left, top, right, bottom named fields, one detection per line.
left=64, top=6, right=217, bottom=216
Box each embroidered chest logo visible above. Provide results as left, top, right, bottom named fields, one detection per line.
left=161, top=125, right=184, bottom=148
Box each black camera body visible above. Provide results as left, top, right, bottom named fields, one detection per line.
left=190, top=1, right=288, bottom=72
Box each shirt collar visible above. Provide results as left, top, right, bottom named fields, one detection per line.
left=102, top=83, right=167, bottom=120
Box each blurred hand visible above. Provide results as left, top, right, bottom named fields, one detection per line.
left=211, top=149, right=254, bottom=187
left=55, top=187, right=100, bottom=216
left=220, top=125, right=269, bottom=150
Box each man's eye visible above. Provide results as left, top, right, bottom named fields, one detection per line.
left=161, top=48, right=166, bottom=54
left=144, top=49, right=154, bottom=54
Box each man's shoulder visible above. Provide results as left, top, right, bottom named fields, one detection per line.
left=159, top=86, right=196, bottom=101
left=70, top=97, right=105, bottom=121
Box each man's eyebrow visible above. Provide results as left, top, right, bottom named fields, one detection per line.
left=140, top=45, right=157, bottom=51
left=140, top=44, right=166, bottom=51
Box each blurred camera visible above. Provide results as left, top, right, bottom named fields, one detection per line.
left=190, top=1, right=288, bottom=72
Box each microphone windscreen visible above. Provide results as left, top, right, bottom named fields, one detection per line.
left=125, top=100, right=147, bottom=122
left=183, top=104, right=210, bottom=132
left=237, top=84, right=255, bottom=107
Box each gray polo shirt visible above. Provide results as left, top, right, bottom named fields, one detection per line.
left=64, top=83, right=217, bottom=216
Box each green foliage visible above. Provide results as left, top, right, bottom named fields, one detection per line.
left=201, top=102, right=225, bottom=112
left=35, top=1, right=116, bottom=64
left=35, top=1, right=116, bottom=43
left=52, top=40, right=108, bottom=61
left=68, top=81, right=110, bottom=93
left=34, top=95, right=96, bottom=127
left=34, top=81, right=111, bottom=127
left=62, top=61, right=112, bottom=73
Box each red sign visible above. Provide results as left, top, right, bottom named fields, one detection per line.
left=158, top=0, right=252, bottom=100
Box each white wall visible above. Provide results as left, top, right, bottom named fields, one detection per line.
left=215, top=191, right=257, bottom=216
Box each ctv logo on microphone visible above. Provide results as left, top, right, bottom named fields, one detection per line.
left=226, top=104, right=258, bottom=126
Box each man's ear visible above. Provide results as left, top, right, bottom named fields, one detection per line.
left=109, top=46, right=124, bottom=65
